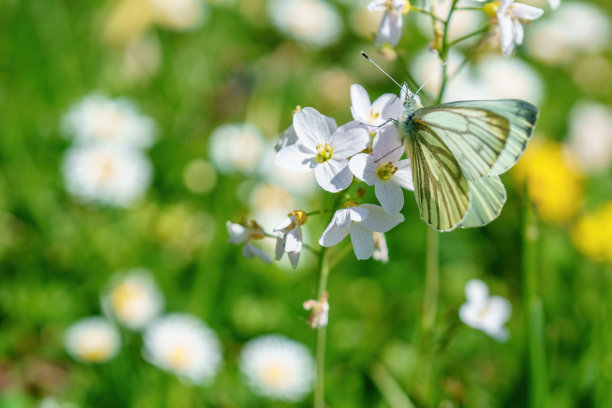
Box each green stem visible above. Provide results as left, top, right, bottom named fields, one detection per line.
left=436, top=0, right=459, bottom=105
left=370, top=362, right=417, bottom=408
left=448, top=25, right=490, bottom=47
left=523, top=186, right=548, bottom=408
left=314, top=247, right=331, bottom=408
left=422, top=227, right=439, bottom=334
left=410, top=6, right=446, bottom=23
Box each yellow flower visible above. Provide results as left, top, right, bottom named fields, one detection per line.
left=572, top=202, right=612, bottom=264
left=513, top=141, right=583, bottom=224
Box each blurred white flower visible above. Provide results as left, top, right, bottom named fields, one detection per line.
left=548, top=0, right=560, bottom=9
left=367, top=0, right=409, bottom=46
left=38, top=398, right=78, bottom=408
left=240, top=335, right=315, bottom=401
left=275, top=107, right=369, bottom=193
left=121, top=34, right=161, bottom=83
left=319, top=203, right=403, bottom=260
left=102, top=268, right=164, bottom=330
left=411, top=48, right=473, bottom=101
left=226, top=220, right=272, bottom=263
left=567, top=102, right=612, bottom=173
left=476, top=55, right=543, bottom=104
left=268, top=0, right=342, bottom=48
left=303, top=292, right=329, bottom=329
left=274, top=211, right=306, bottom=269
left=143, top=314, right=222, bottom=385
left=209, top=123, right=265, bottom=175
left=416, top=0, right=485, bottom=45
left=372, top=232, right=389, bottom=263
left=149, top=0, right=207, bottom=31
left=459, top=279, right=511, bottom=341
left=61, top=94, right=155, bottom=149
left=64, top=317, right=120, bottom=363
left=350, top=126, right=413, bottom=214
left=350, top=83, right=402, bottom=129
left=62, top=145, right=152, bottom=207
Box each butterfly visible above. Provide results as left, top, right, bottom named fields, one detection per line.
left=399, top=89, right=538, bottom=231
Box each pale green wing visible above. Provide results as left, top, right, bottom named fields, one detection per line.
left=418, top=100, right=539, bottom=177
left=406, top=122, right=470, bottom=232
left=458, top=175, right=507, bottom=228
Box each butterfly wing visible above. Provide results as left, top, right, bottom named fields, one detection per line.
left=413, top=99, right=538, bottom=179
left=406, top=121, right=470, bottom=232
left=458, top=175, right=507, bottom=228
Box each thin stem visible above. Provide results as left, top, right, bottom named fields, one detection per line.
left=410, top=6, right=446, bottom=23
left=523, top=185, right=548, bottom=408
left=448, top=25, right=490, bottom=47
left=436, top=0, right=460, bottom=105
left=422, top=227, right=439, bottom=333
left=455, top=6, right=485, bottom=11
left=370, top=362, right=417, bottom=408
left=314, top=247, right=331, bottom=408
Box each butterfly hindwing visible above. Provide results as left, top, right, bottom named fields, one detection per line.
left=458, top=175, right=507, bottom=228
left=407, top=122, right=470, bottom=232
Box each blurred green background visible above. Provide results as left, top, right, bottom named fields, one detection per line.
left=1, top=0, right=612, bottom=407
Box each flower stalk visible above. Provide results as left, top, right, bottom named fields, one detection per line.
left=314, top=247, right=330, bottom=408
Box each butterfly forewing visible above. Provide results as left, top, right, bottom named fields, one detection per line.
left=407, top=122, right=470, bottom=231
left=458, top=175, right=507, bottom=228
left=413, top=105, right=511, bottom=180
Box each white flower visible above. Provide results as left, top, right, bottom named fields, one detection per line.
left=459, top=279, right=512, bottom=341
left=274, top=211, right=307, bottom=269
left=240, top=335, right=315, bottom=401
left=226, top=220, right=272, bottom=264
left=209, top=123, right=265, bottom=175
left=143, top=314, right=222, bottom=385
left=61, top=94, right=155, bottom=149
left=567, top=102, right=612, bottom=173
left=372, top=232, right=389, bottom=263
left=275, top=107, right=369, bottom=193
left=149, top=0, right=207, bottom=31
left=64, top=317, right=121, bottom=363
left=367, top=0, right=410, bottom=46
left=350, top=83, right=403, bottom=129
left=62, top=145, right=152, bottom=207
left=481, top=0, right=544, bottom=55
left=475, top=56, right=543, bottom=105
left=101, top=268, right=164, bottom=330
left=319, top=203, right=404, bottom=260
left=349, top=127, right=413, bottom=214
left=303, top=292, right=329, bottom=329
left=548, top=0, right=560, bottom=9
left=268, top=0, right=342, bottom=48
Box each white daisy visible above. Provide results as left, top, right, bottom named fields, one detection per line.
left=349, top=126, right=413, bottom=214
left=268, top=0, right=342, bottom=48
left=209, top=123, right=265, bottom=175
left=149, top=0, right=207, bottom=31
left=61, top=94, right=155, bottom=149
left=459, top=279, right=512, bottom=341
left=367, top=0, right=410, bottom=46
left=240, top=335, right=315, bottom=401
left=101, top=268, right=164, bottom=330
left=62, top=145, right=152, bottom=207
left=567, top=102, right=612, bottom=173
left=350, top=83, right=403, bottom=129
left=64, top=317, right=121, bottom=363
left=226, top=220, right=272, bottom=264
left=319, top=203, right=404, bottom=260
left=143, top=314, right=222, bottom=385
left=274, top=211, right=307, bottom=269
left=275, top=107, right=369, bottom=193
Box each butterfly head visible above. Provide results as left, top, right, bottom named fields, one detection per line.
left=400, top=82, right=422, bottom=119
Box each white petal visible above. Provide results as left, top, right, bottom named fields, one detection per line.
left=275, top=143, right=316, bottom=173
left=325, top=116, right=338, bottom=134
left=242, top=243, right=272, bottom=263
left=499, top=0, right=513, bottom=13
left=350, top=84, right=371, bottom=123
left=498, top=14, right=516, bottom=55
left=332, top=208, right=353, bottom=228
left=459, top=303, right=481, bottom=328
left=488, top=327, right=509, bottom=342
left=513, top=18, right=524, bottom=45
left=275, top=237, right=285, bottom=260
left=284, top=225, right=302, bottom=253
left=392, top=160, right=414, bottom=190
left=359, top=204, right=404, bottom=232
left=348, top=206, right=370, bottom=222
left=511, top=3, right=544, bottom=20
left=375, top=180, right=404, bottom=214
left=547, top=0, right=560, bottom=9
left=287, top=250, right=301, bottom=269
left=273, top=216, right=293, bottom=233
left=488, top=296, right=512, bottom=324
left=314, top=158, right=353, bottom=192
left=372, top=126, right=403, bottom=163
left=380, top=96, right=403, bottom=121
left=349, top=223, right=375, bottom=260
left=377, top=12, right=403, bottom=46
left=371, top=94, right=400, bottom=124
left=329, top=125, right=370, bottom=158
left=319, top=219, right=350, bottom=247
left=293, top=107, right=330, bottom=150
left=226, top=222, right=248, bottom=244
left=367, top=0, right=388, bottom=11
left=464, top=279, right=489, bottom=304
left=349, top=153, right=377, bottom=185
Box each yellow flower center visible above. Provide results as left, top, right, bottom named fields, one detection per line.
left=385, top=0, right=410, bottom=14
left=315, top=143, right=333, bottom=163
left=260, top=363, right=289, bottom=388
left=376, top=162, right=398, bottom=181
left=369, top=109, right=380, bottom=124
left=343, top=200, right=359, bottom=209
left=288, top=210, right=308, bottom=225
left=110, top=282, right=144, bottom=318
left=168, top=346, right=189, bottom=370
left=483, top=1, right=500, bottom=17
left=292, top=105, right=302, bottom=115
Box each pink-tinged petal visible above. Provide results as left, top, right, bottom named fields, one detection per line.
left=511, top=3, right=543, bottom=20
left=319, top=218, right=350, bottom=247
left=314, top=158, right=353, bottom=192
left=293, top=107, right=331, bottom=150
left=360, top=203, right=404, bottom=232
left=350, top=84, right=371, bottom=123
left=498, top=14, right=516, bottom=55
left=349, top=153, right=377, bottom=185
left=329, top=125, right=370, bottom=158
left=375, top=180, right=404, bottom=214
left=275, top=143, right=316, bottom=173
left=377, top=11, right=403, bottom=46
left=349, top=223, right=375, bottom=260
left=465, top=279, right=489, bottom=305
left=242, top=243, right=272, bottom=263
left=371, top=93, right=400, bottom=123
left=373, top=126, right=403, bottom=163
left=392, top=160, right=414, bottom=190
left=348, top=206, right=370, bottom=222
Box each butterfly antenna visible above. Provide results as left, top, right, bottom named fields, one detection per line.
left=361, top=52, right=404, bottom=91
left=414, top=62, right=447, bottom=97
